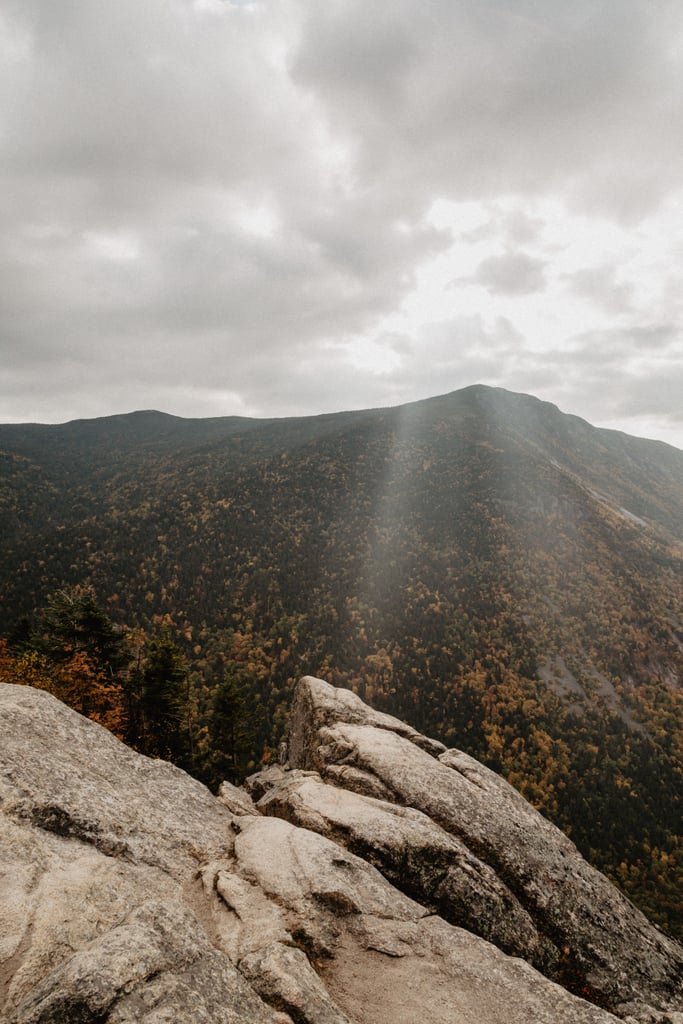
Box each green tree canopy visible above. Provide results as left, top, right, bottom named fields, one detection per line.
left=206, top=673, right=248, bottom=788
left=135, top=632, right=190, bottom=764
left=36, top=586, right=130, bottom=677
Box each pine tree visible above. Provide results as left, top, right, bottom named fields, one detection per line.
left=206, top=673, right=248, bottom=788
left=2, top=589, right=129, bottom=739
left=137, top=632, right=190, bottom=764
left=37, top=586, right=129, bottom=678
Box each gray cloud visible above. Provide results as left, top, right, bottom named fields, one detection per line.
left=471, top=251, right=548, bottom=296
left=522, top=326, right=683, bottom=442
left=362, top=316, right=683, bottom=447
left=1, top=0, right=683, bottom=446
left=292, top=0, right=683, bottom=217
left=563, top=266, right=634, bottom=316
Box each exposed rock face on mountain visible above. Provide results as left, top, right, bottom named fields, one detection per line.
left=2, top=678, right=682, bottom=1024
left=254, top=679, right=683, bottom=1018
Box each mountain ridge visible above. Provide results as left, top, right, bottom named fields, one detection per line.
left=1, top=384, right=682, bottom=937
left=3, top=383, right=682, bottom=452
left=5, top=385, right=681, bottom=539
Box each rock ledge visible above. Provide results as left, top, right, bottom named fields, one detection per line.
left=2, top=678, right=682, bottom=1024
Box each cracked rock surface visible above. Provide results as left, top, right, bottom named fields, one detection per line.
left=275, top=676, right=683, bottom=1022
left=2, top=679, right=682, bottom=1024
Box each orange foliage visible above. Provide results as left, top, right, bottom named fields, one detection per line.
left=0, top=640, right=127, bottom=740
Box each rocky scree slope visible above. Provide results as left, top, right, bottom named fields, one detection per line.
left=1, top=677, right=682, bottom=1024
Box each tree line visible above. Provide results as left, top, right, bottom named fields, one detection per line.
left=0, top=586, right=249, bottom=791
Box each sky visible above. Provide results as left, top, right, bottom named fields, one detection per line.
left=2, top=0, right=683, bottom=449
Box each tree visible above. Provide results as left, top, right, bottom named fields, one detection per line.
left=4, top=588, right=130, bottom=738
left=137, top=632, right=190, bottom=764
left=36, top=586, right=131, bottom=737
left=37, top=586, right=130, bottom=679
left=205, top=673, right=248, bottom=788
left=49, top=648, right=127, bottom=739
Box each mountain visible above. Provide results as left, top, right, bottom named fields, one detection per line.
left=2, top=677, right=682, bottom=1023
left=1, top=385, right=682, bottom=935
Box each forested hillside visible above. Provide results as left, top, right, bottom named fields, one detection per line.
left=1, top=385, right=682, bottom=936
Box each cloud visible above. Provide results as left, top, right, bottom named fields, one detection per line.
left=471, top=251, right=548, bottom=296
left=357, top=316, right=683, bottom=447
left=361, top=316, right=531, bottom=403
left=563, top=265, right=634, bottom=316
left=521, top=326, right=683, bottom=441
left=1, top=0, right=683, bottom=448
left=0, top=0, right=453, bottom=414
left=292, top=0, right=683, bottom=218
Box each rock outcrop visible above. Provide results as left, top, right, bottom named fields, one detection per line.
left=253, top=677, right=683, bottom=1021
left=2, top=677, right=682, bottom=1024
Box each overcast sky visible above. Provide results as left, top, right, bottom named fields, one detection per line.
left=2, top=0, right=683, bottom=448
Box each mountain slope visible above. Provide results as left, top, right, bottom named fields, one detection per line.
left=1, top=385, right=682, bottom=935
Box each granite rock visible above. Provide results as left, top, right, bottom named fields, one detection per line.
left=284, top=676, right=683, bottom=1021
left=1, top=679, right=680, bottom=1024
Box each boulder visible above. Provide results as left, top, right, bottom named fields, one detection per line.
left=8, top=899, right=277, bottom=1024
left=1, top=680, right=680, bottom=1024
left=283, top=676, right=683, bottom=1021
left=217, top=781, right=260, bottom=817
left=240, top=943, right=352, bottom=1024
left=0, top=684, right=280, bottom=1024
left=250, top=768, right=551, bottom=968
left=228, top=815, right=621, bottom=1024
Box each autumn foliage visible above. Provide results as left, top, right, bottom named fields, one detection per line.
left=0, top=640, right=127, bottom=738
left=1, top=389, right=682, bottom=937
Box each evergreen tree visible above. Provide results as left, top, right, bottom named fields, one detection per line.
left=7, top=615, right=33, bottom=654
left=37, top=586, right=129, bottom=678
left=206, top=674, right=248, bottom=788
left=5, top=588, right=130, bottom=736
left=137, top=632, right=190, bottom=764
